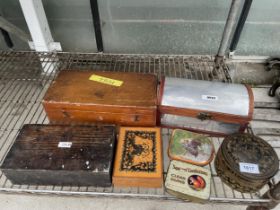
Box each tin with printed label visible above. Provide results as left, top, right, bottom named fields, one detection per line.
left=168, top=129, right=214, bottom=166
left=165, top=160, right=211, bottom=203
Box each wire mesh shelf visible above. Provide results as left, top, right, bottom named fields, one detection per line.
left=0, top=51, right=277, bottom=206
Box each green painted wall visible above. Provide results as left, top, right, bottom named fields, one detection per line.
left=0, top=0, right=279, bottom=56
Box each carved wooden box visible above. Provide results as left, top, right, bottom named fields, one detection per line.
left=113, top=127, right=163, bottom=188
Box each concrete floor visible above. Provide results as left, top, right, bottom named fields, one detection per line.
left=0, top=193, right=248, bottom=210
left=229, top=62, right=277, bottom=85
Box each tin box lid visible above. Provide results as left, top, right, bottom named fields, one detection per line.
left=160, top=77, right=253, bottom=119
left=168, top=129, right=214, bottom=166
left=221, top=133, right=279, bottom=179
left=165, top=160, right=211, bottom=201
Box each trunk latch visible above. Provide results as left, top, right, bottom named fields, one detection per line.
left=197, top=112, right=212, bottom=121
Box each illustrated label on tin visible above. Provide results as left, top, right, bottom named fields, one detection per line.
left=239, top=162, right=260, bottom=174
left=165, top=160, right=211, bottom=202
left=201, top=95, right=218, bottom=101
left=58, top=142, right=72, bottom=148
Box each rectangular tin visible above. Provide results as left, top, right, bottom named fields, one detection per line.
left=165, top=160, right=211, bottom=203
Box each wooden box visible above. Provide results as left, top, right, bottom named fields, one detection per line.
left=1, top=124, right=116, bottom=186
left=43, top=70, right=157, bottom=126
left=113, top=127, right=163, bottom=188
left=158, top=77, right=254, bottom=136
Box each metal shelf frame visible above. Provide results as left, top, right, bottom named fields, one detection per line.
left=0, top=51, right=278, bottom=208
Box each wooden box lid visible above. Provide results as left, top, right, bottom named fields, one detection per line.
left=1, top=124, right=116, bottom=172
left=43, top=70, right=157, bottom=110
left=113, top=127, right=163, bottom=188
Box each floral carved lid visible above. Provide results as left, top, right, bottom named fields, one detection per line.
left=221, top=133, right=279, bottom=179
left=168, top=129, right=214, bottom=166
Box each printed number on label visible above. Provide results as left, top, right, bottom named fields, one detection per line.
left=239, top=162, right=260, bottom=174
left=89, top=74, right=123, bottom=87
left=58, top=142, right=72, bottom=148
left=201, top=95, right=218, bottom=101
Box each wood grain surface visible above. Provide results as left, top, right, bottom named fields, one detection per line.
left=43, top=70, right=157, bottom=126
left=1, top=124, right=116, bottom=186
left=113, top=127, right=163, bottom=188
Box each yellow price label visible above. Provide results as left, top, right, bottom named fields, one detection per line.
left=89, top=74, right=123, bottom=87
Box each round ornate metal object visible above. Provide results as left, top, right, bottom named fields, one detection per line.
left=215, top=133, right=279, bottom=193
